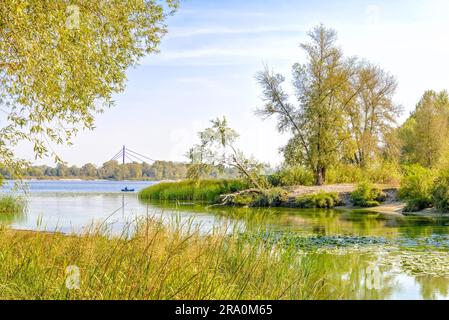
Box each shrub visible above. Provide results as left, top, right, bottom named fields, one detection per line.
left=431, top=171, right=449, bottom=212
left=326, top=162, right=401, bottom=185
left=268, top=166, right=314, bottom=187
left=350, top=182, right=385, bottom=207
left=296, top=192, right=340, bottom=209
left=232, top=193, right=256, bottom=206
left=138, top=179, right=249, bottom=202
left=266, top=174, right=281, bottom=187
left=252, top=188, right=289, bottom=207
left=398, top=165, right=435, bottom=212
left=366, top=161, right=401, bottom=185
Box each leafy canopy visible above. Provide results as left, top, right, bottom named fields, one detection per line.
left=257, top=24, right=398, bottom=185
left=0, top=0, right=178, bottom=177
left=187, top=117, right=265, bottom=189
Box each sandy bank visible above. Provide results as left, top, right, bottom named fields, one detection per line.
left=288, top=183, right=398, bottom=197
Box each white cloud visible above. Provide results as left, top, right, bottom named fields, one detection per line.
left=175, top=8, right=269, bottom=19
left=143, top=37, right=304, bottom=67
left=165, top=25, right=307, bottom=39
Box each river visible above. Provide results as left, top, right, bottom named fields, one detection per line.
left=2, top=179, right=449, bottom=299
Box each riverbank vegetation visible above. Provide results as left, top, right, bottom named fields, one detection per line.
left=2, top=214, right=447, bottom=300
left=350, top=183, right=386, bottom=208
left=295, top=192, right=341, bottom=209
left=0, top=218, right=331, bottom=299
left=138, top=179, right=248, bottom=202
left=148, top=24, right=449, bottom=214
left=398, top=165, right=449, bottom=213
left=253, top=26, right=449, bottom=193
left=0, top=195, right=25, bottom=216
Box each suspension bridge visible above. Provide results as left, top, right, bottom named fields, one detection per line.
left=109, top=146, right=156, bottom=192
left=109, top=145, right=156, bottom=165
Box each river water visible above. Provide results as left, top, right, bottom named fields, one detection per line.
left=2, top=179, right=449, bottom=299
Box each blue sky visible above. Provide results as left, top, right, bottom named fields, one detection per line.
left=17, top=0, right=449, bottom=166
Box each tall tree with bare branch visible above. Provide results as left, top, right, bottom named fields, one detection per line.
left=257, top=25, right=355, bottom=185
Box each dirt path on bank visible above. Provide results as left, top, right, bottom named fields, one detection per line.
left=288, top=183, right=398, bottom=197
left=287, top=183, right=404, bottom=215
left=288, top=184, right=357, bottom=197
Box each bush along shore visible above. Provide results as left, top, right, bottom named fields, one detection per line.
left=139, top=179, right=401, bottom=211
left=139, top=165, right=449, bottom=215
left=397, top=165, right=449, bottom=215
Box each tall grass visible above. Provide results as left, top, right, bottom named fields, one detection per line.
left=0, top=218, right=330, bottom=300
left=0, top=195, right=26, bottom=215
left=139, top=179, right=248, bottom=202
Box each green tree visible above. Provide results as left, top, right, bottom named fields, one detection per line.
left=100, top=160, right=120, bottom=180
left=68, top=165, right=80, bottom=177
left=26, top=166, right=44, bottom=177
left=257, top=25, right=400, bottom=184
left=257, top=25, right=355, bottom=185
left=189, top=117, right=264, bottom=189
left=80, top=163, right=97, bottom=177
left=127, top=162, right=143, bottom=179
left=55, top=163, right=69, bottom=177
left=150, top=161, right=165, bottom=180
left=0, top=0, right=178, bottom=177
left=141, top=162, right=153, bottom=178
left=399, top=90, right=449, bottom=168
left=344, top=64, right=399, bottom=167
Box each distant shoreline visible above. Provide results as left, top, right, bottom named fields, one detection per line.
left=6, top=177, right=167, bottom=182
left=4, top=178, right=178, bottom=184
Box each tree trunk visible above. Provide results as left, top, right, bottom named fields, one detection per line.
left=315, top=166, right=326, bottom=186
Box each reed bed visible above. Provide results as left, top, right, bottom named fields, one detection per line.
left=0, top=217, right=330, bottom=300
left=0, top=195, right=26, bottom=215
left=138, top=179, right=248, bottom=202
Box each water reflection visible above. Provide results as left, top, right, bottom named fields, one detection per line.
left=309, top=250, right=398, bottom=299
left=151, top=202, right=449, bottom=240
left=416, top=275, right=449, bottom=300
left=146, top=201, right=449, bottom=299
left=2, top=187, right=449, bottom=299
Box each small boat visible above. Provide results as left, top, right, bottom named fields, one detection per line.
left=121, top=186, right=135, bottom=192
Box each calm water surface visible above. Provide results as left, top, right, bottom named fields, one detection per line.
left=2, top=179, right=449, bottom=300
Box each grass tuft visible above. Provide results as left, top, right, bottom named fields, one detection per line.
left=138, top=179, right=248, bottom=202
left=0, top=195, right=26, bottom=215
